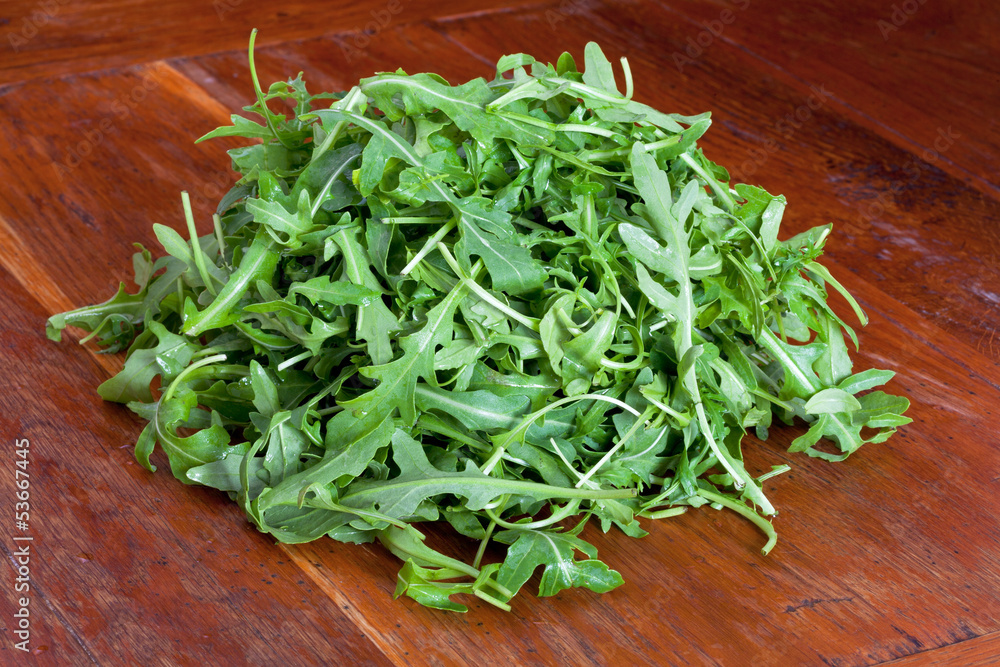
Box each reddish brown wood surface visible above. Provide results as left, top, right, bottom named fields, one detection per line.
left=884, top=632, right=1000, bottom=666
left=1, top=1, right=998, bottom=665
left=0, top=0, right=540, bottom=86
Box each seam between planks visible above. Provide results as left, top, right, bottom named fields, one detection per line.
left=877, top=629, right=1000, bottom=665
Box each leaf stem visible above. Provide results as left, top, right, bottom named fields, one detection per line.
left=483, top=499, right=581, bottom=530
left=401, top=219, right=457, bottom=276
left=276, top=349, right=311, bottom=372
left=575, top=408, right=655, bottom=488
left=310, top=86, right=363, bottom=164
left=212, top=213, right=230, bottom=269
left=181, top=192, right=218, bottom=296
left=472, top=519, right=496, bottom=570
left=162, top=353, right=227, bottom=403
left=436, top=242, right=541, bottom=332
left=696, top=487, right=777, bottom=555
left=679, top=152, right=735, bottom=213
left=496, top=392, right=641, bottom=451
left=248, top=29, right=295, bottom=150
left=642, top=507, right=687, bottom=520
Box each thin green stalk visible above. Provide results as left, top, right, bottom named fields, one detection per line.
left=484, top=499, right=582, bottom=530
left=575, top=407, right=653, bottom=488
left=247, top=29, right=294, bottom=150
left=162, top=354, right=227, bottom=402
left=181, top=191, right=218, bottom=296
left=696, top=487, right=777, bottom=555
left=401, top=219, right=457, bottom=276
left=472, top=519, right=496, bottom=570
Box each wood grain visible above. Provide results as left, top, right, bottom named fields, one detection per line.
left=0, top=0, right=536, bottom=86
left=0, top=1, right=998, bottom=665
left=652, top=0, right=1000, bottom=200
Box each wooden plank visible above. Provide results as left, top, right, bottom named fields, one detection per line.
left=0, top=62, right=243, bottom=314
left=649, top=0, right=1000, bottom=200
left=883, top=631, right=1000, bottom=666
left=0, top=0, right=535, bottom=86
left=0, top=266, right=391, bottom=665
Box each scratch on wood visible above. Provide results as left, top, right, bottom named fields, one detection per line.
left=891, top=624, right=924, bottom=650
left=784, top=596, right=854, bottom=613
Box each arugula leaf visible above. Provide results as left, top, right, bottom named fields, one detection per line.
left=495, top=528, right=624, bottom=597
left=97, top=321, right=196, bottom=404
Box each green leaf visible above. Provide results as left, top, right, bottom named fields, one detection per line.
left=197, top=114, right=273, bottom=142
left=98, top=321, right=196, bottom=403
left=454, top=198, right=547, bottom=295
left=47, top=283, right=145, bottom=344
left=582, top=42, right=619, bottom=96
left=342, top=430, right=633, bottom=518
left=246, top=193, right=316, bottom=247
left=288, top=276, right=381, bottom=307
left=184, top=229, right=280, bottom=337
left=414, top=384, right=530, bottom=432
left=331, top=227, right=399, bottom=365
left=151, top=387, right=233, bottom=482
left=361, top=73, right=553, bottom=146
left=805, top=388, right=862, bottom=415
left=495, top=529, right=623, bottom=597
left=838, top=369, right=896, bottom=395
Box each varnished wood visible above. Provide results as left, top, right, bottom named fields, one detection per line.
left=1, top=1, right=997, bottom=665
left=0, top=0, right=535, bottom=86
left=884, top=632, right=1000, bottom=666
left=652, top=0, right=1000, bottom=199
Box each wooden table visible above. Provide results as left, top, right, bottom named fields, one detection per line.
left=1, top=1, right=998, bottom=664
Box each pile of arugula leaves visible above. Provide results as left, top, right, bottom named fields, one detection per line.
left=48, top=35, right=910, bottom=612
